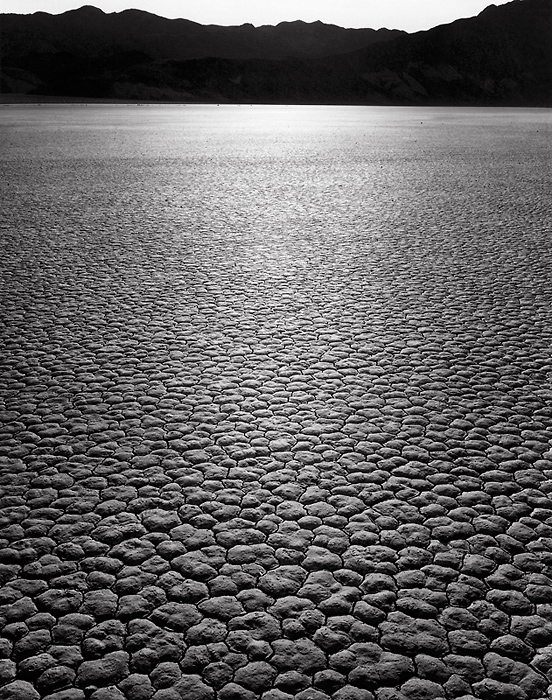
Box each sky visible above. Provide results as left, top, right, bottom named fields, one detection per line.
left=2, top=0, right=513, bottom=32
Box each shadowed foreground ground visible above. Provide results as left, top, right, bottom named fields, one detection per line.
left=1, top=106, right=552, bottom=700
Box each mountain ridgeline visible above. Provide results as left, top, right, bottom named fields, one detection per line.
left=1, top=0, right=551, bottom=105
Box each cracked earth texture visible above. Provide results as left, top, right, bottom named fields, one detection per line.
left=0, top=105, right=552, bottom=700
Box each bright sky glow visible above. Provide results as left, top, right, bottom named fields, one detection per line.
left=2, top=0, right=513, bottom=32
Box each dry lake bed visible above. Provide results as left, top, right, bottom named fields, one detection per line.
left=1, top=104, right=552, bottom=700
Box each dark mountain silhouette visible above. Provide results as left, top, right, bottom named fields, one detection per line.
left=0, top=6, right=402, bottom=62
left=330, top=0, right=552, bottom=105
left=1, top=0, right=550, bottom=105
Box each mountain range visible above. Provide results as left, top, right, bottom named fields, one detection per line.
left=1, top=0, right=551, bottom=105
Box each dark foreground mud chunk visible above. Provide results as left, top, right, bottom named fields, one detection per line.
left=0, top=680, right=40, bottom=700
left=75, top=651, right=129, bottom=688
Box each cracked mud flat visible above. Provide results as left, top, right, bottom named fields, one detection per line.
left=0, top=104, right=552, bottom=700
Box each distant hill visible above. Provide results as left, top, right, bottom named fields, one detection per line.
left=0, top=5, right=402, bottom=62
left=332, top=0, right=552, bottom=105
left=1, top=0, right=551, bottom=105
